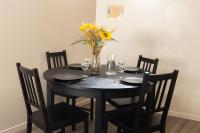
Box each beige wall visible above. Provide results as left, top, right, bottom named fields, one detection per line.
left=0, top=0, right=95, bottom=131
left=96, top=0, right=200, bottom=120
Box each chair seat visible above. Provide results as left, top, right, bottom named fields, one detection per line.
left=105, top=107, right=161, bottom=132
left=110, top=98, right=133, bottom=105
left=32, top=102, right=89, bottom=130
left=107, top=97, right=139, bottom=109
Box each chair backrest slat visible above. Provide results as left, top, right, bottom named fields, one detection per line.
left=157, top=79, right=168, bottom=109
left=145, top=62, right=149, bottom=71
left=137, top=55, right=159, bottom=74
left=154, top=80, right=163, bottom=108
left=23, top=74, right=31, bottom=101
left=148, top=63, right=152, bottom=72
left=57, top=56, right=61, bottom=67
left=46, top=50, right=68, bottom=69
left=53, top=57, right=57, bottom=68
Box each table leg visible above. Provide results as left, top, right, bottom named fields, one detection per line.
left=95, top=92, right=105, bottom=133
left=47, top=83, right=54, bottom=107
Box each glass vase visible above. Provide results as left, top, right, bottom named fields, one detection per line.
left=91, top=54, right=101, bottom=74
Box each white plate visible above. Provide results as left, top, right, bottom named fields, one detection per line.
left=124, top=67, right=142, bottom=73
left=121, top=77, right=143, bottom=85
left=68, top=63, right=82, bottom=70
left=53, top=73, right=83, bottom=82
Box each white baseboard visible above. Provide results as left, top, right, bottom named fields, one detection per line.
left=169, top=110, right=200, bottom=121
left=1, top=122, right=26, bottom=133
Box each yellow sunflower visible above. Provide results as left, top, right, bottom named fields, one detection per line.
left=99, top=31, right=112, bottom=41
left=80, top=23, right=96, bottom=31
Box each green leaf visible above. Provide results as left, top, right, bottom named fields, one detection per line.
left=82, top=40, right=89, bottom=45
left=70, top=39, right=85, bottom=46
left=78, top=35, right=85, bottom=39
left=111, top=38, right=118, bottom=42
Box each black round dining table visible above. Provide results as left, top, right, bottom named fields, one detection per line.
left=43, top=66, right=143, bottom=133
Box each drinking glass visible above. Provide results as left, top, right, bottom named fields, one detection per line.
left=118, top=60, right=127, bottom=73
left=81, top=58, right=90, bottom=77
left=118, top=60, right=127, bottom=79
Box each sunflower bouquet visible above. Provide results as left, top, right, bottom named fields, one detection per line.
left=72, top=23, right=116, bottom=74
left=72, top=23, right=115, bottom=55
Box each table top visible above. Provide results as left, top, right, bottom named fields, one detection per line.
left=43, top=66, right=144, bottom=91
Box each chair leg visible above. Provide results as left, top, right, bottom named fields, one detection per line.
left=60, top=128, right=65, bottom=133
left=26, top=117, right=32, bottom=133
left=103, top=117, right=108, bottom=133
left=72, top=97, right=76, bottom=106
left=160, top=127, right=165, bottom=133
left=90, top=98, right=94, bottom=120
left=84, top=118, right=89, bottom=133
left=72, top=97, right=76, bottom=131
left=66, top=97, right=70, bottom=104
left=117, top=127, right=121, bottom=133
left=44, top=129, right=52, bottom=133
left=71, top=123, right=76, bottom=131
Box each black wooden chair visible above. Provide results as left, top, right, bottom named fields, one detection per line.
left=107, top=55, right=159, bottom=109
left=104, top=70, right=178, bottom=133
left=137, top=55, right=159, bottom=74
left=46, top=50, right=94, bottom=121
left=16, top=63, right=89, bottom=133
